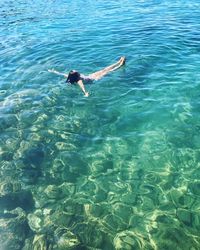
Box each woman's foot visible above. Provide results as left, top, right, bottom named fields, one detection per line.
left=119, top=56, right=126, bottom=66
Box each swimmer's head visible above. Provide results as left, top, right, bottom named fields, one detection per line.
left=66, top=70, right=80, bottom=84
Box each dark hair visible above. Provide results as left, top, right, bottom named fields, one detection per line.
left=66, top=70, right=80, bottom=84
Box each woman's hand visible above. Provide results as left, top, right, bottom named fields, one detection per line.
left=48, top=69, right=68, bottom=77
left=84, top=92, right=89, bottom=97
left=48, top=69, right=55, bottom=73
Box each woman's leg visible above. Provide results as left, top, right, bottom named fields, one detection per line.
left=89, top=56, right=126, bottom=80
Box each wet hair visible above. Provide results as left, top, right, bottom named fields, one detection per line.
left=66, top=70, right=80, bottom=84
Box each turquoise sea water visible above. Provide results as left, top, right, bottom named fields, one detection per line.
left=1, top=0, right=200, bottom=249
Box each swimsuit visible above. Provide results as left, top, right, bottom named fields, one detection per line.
left=80, top=74, right=95, bottom=83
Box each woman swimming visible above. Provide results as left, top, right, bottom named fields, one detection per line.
left=48, top=56, right=126, bottom=97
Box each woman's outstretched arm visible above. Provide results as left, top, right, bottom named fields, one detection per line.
left=77, top=80, right=89, bottom=97
left=48, top=69, right=68, bottom=78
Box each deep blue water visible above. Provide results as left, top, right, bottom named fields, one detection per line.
left=1, top=0, right=200, bottom=249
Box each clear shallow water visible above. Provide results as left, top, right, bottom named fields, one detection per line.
left=1, top=0, right=200, bottom=249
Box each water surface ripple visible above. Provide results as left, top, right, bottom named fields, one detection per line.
left=1, top=0, right=200, bottom=249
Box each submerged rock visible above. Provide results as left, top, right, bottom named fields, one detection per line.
left=32, top=186, right=52, bottom=208
left=54, top=228, right=80, bottom=250
left=101, top=213, right=127, bottom=234
left=84, top=204, right=105, bottom=219
left=60, top=182, right=76, bottom=197
left=27, top=208, right=72, bottom=236
left=32, top=182, right=76, bottom=209
left=73, top=222, right=103, bottom=248
left=169, top=189, right=195, bottom=209
left=27, top=209, right=54, bottom=234
left=0, top=189, right=34, bottom=211
left=0, top=114, right=18, bottom=131
left=20, top=146, right=45, bottom=184
left=51, top=210, right=73, bottom=228
left=0, top=180, right=34, bottom=212
left=177, top=208, right=192, bottom=227
left=150, top=226, right=200, bottom=250
left=33, top=234, right=54, bottom=250
left=28, top=210, right=43, bottom=233
left=23, top=146, right=45, bottom=167
left=22, top=234, right=54, bottom=250
left=44, top=182, right=76, bottom=200
left=0, top=207, right=29, bottom=250
left=0, top=182, right=15, bottom=196
left=0, top=180, right=21, bottom=196
left=188, top=181, right=200, bottom=196
left=113, top=230, right=143, bottom=250
left=44, top=185, right=63, bottom=199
